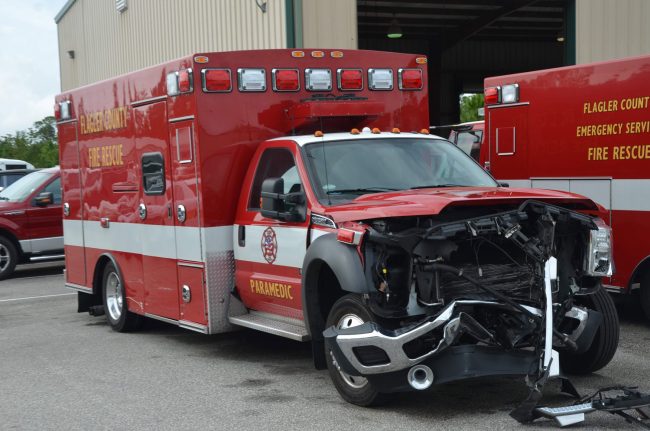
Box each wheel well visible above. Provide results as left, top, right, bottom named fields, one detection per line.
left=0, top=229, right=23, bottom=258
left=630, top=256, right=650, bottom=289
left=92, top=255, right=112, bottom=296
left=304, top=259, right=345, bottom=341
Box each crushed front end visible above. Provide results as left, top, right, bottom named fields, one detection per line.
left=324, top=200, right=614, bottom=412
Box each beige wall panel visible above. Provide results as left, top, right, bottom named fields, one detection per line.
left=576, top=0, right=650, bottom=64
left=57, top=0, right=287, bottom=90
left=301, top=0, right=357, bottom=49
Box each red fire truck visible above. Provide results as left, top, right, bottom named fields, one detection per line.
left=482, top=54, right=650, bottom=319
left=56, top=49, right=619, bottom=410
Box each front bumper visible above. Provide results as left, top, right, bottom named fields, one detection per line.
left=324, top=299, right=599, bottom=392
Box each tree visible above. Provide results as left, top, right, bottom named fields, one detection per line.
left=459, top=93, right=484, bottom=123
left=0, top=116, right=58, bottom=167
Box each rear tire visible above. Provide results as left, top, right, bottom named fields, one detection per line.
left=325, top=294, right=388, bottom=406
left=102, top=261, right=143, bottom=332
left=640, top=273, right=650, bottom=321
left=0, top=236, right=18, bottom=280
left=561, top=286, right=619, bottom=374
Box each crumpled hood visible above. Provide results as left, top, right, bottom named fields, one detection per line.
left=323, top=187, right=598, bottom=223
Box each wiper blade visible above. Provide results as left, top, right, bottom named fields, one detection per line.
left=326, top=187, right=399, bottom=195
left=410, top=184, right=468, bottom=189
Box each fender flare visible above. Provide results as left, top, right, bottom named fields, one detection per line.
left=93, top=252, right=123, bottom=296
left=630, top=255, right=650, bottom=291
left=301, top=233, right=373, bottom=341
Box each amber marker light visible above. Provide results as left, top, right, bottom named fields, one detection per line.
left=311, top=51, right=325, bottom=58
left=419, top=128, right=430, bottom=134
left=392, top=128, right=401, bottom=134
left=371, top=128, right=381, bottom=134
left=331, top=51, right=344, bottom=58
left=350, top=128, right=360, bottom=135
left=416, top=57, right=427, bottom=64
left=291, top=51, right=305, bottom=58
left=194, top=56, right=209, bottom=64
left=314, top=130, right=324, bottom=137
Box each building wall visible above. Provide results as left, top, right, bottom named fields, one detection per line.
left=301, top=0, right=357, bottom=49
left=57, top=0, right=288, bottom=90
left=576, top=0, right=650, bottom=64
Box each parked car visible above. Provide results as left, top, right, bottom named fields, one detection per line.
left=0, top=169, right=38, bottom=192
left=0, top=167, right=63, bottom=279
left=0, top=158, right=35, bottom=171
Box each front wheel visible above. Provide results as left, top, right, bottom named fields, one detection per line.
left=0, top=236, right=18, bottom=280
left=561, top=287, right=619, bottom=374
left=102, top=261, right=143, bottom=332
left=325, top=294, right=387, bottom=406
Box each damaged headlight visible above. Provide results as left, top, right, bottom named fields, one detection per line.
left=585, top=218, right=613, bottom=277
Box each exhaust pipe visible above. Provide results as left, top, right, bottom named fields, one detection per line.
left=407, top=364, right=434, bottom=390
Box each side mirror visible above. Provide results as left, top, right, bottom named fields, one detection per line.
left=34, top=192, right=54, bottom=207
left=498, top=182, right=510, bottom=188
left=260, top=178, right=306, bottom=222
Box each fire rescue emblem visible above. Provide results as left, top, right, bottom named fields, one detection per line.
left=261, top=227, right=278, bottom=264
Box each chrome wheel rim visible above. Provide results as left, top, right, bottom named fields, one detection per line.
left=0, top=244, right=9, bottom=272
left=105, top=272, right=123, bottom=321
left=333, top=313, right=368, bottom=389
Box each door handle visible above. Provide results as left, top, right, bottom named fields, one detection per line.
left=167, top=205, right=172, bottom=218
left=238, top=225, right=246, bottom=247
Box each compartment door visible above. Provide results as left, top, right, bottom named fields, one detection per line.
left=487, top=105, right=529, bottom=179
left=134, top=102, right=180, bottom=320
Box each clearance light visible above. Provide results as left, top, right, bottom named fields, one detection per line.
left=311, top=51, right=325, bottom=58
left=305, top=68, right=332, bottom=91
left=419, top=128, right=430, bottom=135
left=371, top=128, right=381, bottom=134
left=272, top=69, right=300, bottom=92
left=415, top=57, right=427, bottom=65
left=202, top=69, right=232, bottom=92
left=368, top=68, right=393, bottom=90
left=178, top=69, right=193, bottom=93
left=484, top=86, right=501, bottom=105
left=330, top=51, right=344, bottom=58
left=501, top=84, right=519, bottom=103
left=337, top=69, right=363, bottom=91
left=337, top=229, right=355, bottom=244
left=314, top=130, right=324, bottom=137
left=238, top=68, right=266, bottom=92
left=291, top=50, right=305, bottom=58
left=350, top=128, right=360, bottom=135
left=398, top=68, right=423, bottom=90
left=58, top=100, right=71, bottom=120
left=392, top=128, right=400, bottom=134
left=166, top=68, right=193, bottom=96
left=194, top=56, right=209, bottom=64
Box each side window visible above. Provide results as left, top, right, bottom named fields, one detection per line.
left=142, top=152, right=165, bottom=195
left=248, top=148, right=301, bottom=210
left=42, top=177, right=62, bottom=204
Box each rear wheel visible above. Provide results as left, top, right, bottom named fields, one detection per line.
left=325, top=294, right=387, bottom=406
left=102, top=261, right=143, bottom=332
left=640, top=273, right=650, bottom=321
left=561, top=286, right=619, bottom=374
left=0, top=236, right=18, bottom=280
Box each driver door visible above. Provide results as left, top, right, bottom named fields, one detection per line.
left=234, top=146, right=308, bottom=321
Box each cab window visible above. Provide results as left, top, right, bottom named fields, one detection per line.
left=248, top=148, right=302, bottom=210
left=455, top=130, right=483, bottom=161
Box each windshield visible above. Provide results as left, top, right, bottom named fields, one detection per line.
left=0, top=171, right=53, bottom=203
left=303, top=137, right=497, bottom=205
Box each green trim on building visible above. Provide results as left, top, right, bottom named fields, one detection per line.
left=565, top=0, right=576, bottom=65
left=285, top=0, right=295, bottom=48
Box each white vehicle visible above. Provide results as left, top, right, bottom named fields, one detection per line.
left=0, top=158, right=35, bottom=171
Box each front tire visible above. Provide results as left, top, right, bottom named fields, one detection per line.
left=102, top=261, right=143, bottom=332
left=561, top=286, right=619, bottom=374
left=0, top=236, right=18, bottom=280
left=325, top=294, right=387, bottom=406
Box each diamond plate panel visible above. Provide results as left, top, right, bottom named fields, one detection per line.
left=205, top=250, right=245, bottom=333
